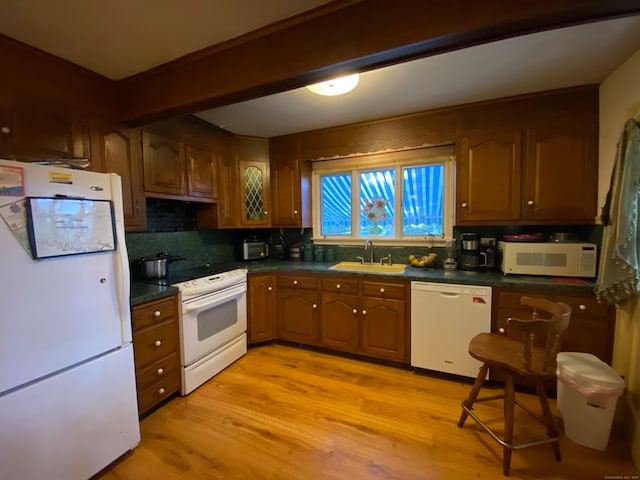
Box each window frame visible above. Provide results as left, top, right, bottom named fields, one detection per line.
left=311, top=147, right=455, bottom=246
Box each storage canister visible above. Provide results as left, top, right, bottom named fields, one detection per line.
left=314, top=247, right=324, bottom=262
left=324, top=247, right=336, bottom=263
left=303, top=243, right=313, bottom=262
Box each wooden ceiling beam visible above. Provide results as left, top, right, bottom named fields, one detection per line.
left=117, top=0, right=640, bottom=126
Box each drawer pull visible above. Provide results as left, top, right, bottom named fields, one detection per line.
left=499, top=327, right=505, bottom=334
left=380, top=288, right=385, bottom=293
left=579, top=304, right=587, bottom=311
left=154, top=340, right=162, bottom=347
left=153, top=310, right=161, bottom=317
left=158, top=387, right=166, bottom=395
left=336, top=284, right=341, bottom=289
left=156, top=368, right=164, bottom=375
left=293, top=280, right=298, bottom=285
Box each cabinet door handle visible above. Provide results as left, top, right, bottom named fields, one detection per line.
left=313, top=304, right=317, bottom=309
left=293, top=280, right=298, bottom=285
left=499, top=327, right=505, bottom=334
left=461, top=202, right=468, bottom=208
left=0, top=126, right=10, bottom=134
left=264, top=211, right=268, bottom=215
left=267, top=286, right=273, bottom=291
left=362, top=309, right=367, bottom=315
left=336, top=284, right=341, bottom=289
left=294, top=209, right=298, bottom=215
left=154, top=340, right=162, bottom=347
left=579, top=304, right=586, bottom=310
left=527, top=200, right=534, bottom=206
left=158, top=387, right=166, bottom=395
left=153, top=310, right=161, bottom=317
left=156, top=368, right=164, bottom=375
left=353, top=308, right=358, bottom=314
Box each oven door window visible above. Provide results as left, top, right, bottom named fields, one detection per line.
left=197, top=301, right=237, bottom=341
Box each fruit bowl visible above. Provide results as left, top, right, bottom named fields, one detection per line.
left=408, top=253, right=437, bottom=268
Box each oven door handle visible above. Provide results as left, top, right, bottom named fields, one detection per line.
left=183, top=285, right=246, bottom=313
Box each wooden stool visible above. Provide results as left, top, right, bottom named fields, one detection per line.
left=457, top=296, right=572, bottom=476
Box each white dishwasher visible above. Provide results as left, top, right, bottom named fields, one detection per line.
left=411, top=282, right=492, bottom=378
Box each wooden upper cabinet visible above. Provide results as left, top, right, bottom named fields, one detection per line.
left=216, top=153, right=239, bottom=227
left=0, top=90, right=86, bottom=159
left=457, top=131, right=522, bottom=224
left=522, top=127, right=597, bottom=223
left=90, top=120, right=146, bottom=231
left=269, top=136, right=311, bottom=228
left=142, top=131, right=186, bottom=196
left=186, top=144, right=218, bottom=199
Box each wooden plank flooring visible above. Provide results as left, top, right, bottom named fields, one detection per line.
left=99, top=344, right=637, bottom=479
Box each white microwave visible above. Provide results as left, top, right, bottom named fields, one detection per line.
left=498, top=241, right=597, bottom=278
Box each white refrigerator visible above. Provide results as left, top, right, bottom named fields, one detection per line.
left=0, top=159, right=140, bottom=479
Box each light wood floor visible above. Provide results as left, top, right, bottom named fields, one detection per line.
left=100, top=344, right=637, bottom=479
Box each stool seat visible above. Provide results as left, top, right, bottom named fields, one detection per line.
left=458, top=296, right=571, bottom=476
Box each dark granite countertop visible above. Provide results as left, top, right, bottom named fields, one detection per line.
left=130, top=259, right=596, bottom=306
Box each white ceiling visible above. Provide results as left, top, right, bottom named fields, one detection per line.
left=2, top=2, right=640, bottom=138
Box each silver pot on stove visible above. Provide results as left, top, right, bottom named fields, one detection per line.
left=133, top=252, right=185, bottom=279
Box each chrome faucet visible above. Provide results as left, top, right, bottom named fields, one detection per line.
left=364, top=239, right=374, bottom=264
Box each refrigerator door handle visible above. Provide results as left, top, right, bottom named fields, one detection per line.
left=110, top=174, right=132, bottom=343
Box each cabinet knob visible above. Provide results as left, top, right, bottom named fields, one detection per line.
left=267, top=286, right=273, bottom=291
left=527, top=200, right=534, bottom=206
left=154, top=340, right=162, bottom=347
left=0, top=126, right=10, bottom=134
left=294, top=210, right=298, bottom=215
left=461, top=202, right=468, bottom=208
left=353, top=308, right=358, bottom=314
left=579, top=304, right=586, bottom=311
left=499, top=327, right=505, bottom=334
left=158, top=387, right=166, bottom=395
left=313, top=303, right=317, bottom=309
left=264, top=211, right=268, bottom=215
left=153, top=310, right=161, bottom=317
left=336, top=284, right=341, bottom=289
left=380, top=288, right=385, bottom=293
left=362, top=309, right=367, bottom=315
left=156, top=368, right=164, bottom=375
left=293, top=280, right=298, bottom=285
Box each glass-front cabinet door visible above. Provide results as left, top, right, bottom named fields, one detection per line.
left=239, top=160, right=270, bottom=226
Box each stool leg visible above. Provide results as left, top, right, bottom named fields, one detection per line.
left=535, top=381, right=561, bottom=462
left=503, top=374, right=515, bottom=476
left=458, top=363, right=489, bottom=427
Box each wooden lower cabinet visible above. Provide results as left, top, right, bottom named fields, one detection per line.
left=277, top=274, right=319, bottom=345
left=320, top=276, right=408, bottom=363
left=493, top=287, right=615, bottom=364
left=131, top=294, right=181, bottom=416
left=320, top=278, right=359, bottom=353
left=247, top=273, right=277, bottom=344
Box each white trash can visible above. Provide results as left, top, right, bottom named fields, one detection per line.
left=556, top=352, right=625, bottom=451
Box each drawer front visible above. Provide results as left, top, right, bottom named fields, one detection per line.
left=555, top=295, right=610, bottom=318
left=277, top=274, right=318, bottom=290
left=496, top=291, right=549, bottom=311
left=362, top=281, right=405, bottom=300
left=132, top=295, right=178, bottom=332
left=133, top=320, right=179, bottom=368
left=137, top=372, right=181, bottom=414
left=135, top=351, right=180, bottom=391
left=321, top=277, right=358, bottom=294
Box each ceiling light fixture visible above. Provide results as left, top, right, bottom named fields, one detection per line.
left=306, top=74, right=359, bottom=96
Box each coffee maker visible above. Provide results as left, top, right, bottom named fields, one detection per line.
left=460, top=233, right=483, bottom=272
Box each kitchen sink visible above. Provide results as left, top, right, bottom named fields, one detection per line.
left=329, top=261, right=406, bottom=274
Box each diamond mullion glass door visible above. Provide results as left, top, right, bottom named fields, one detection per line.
left=240, top=160, right=270, bottom=225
